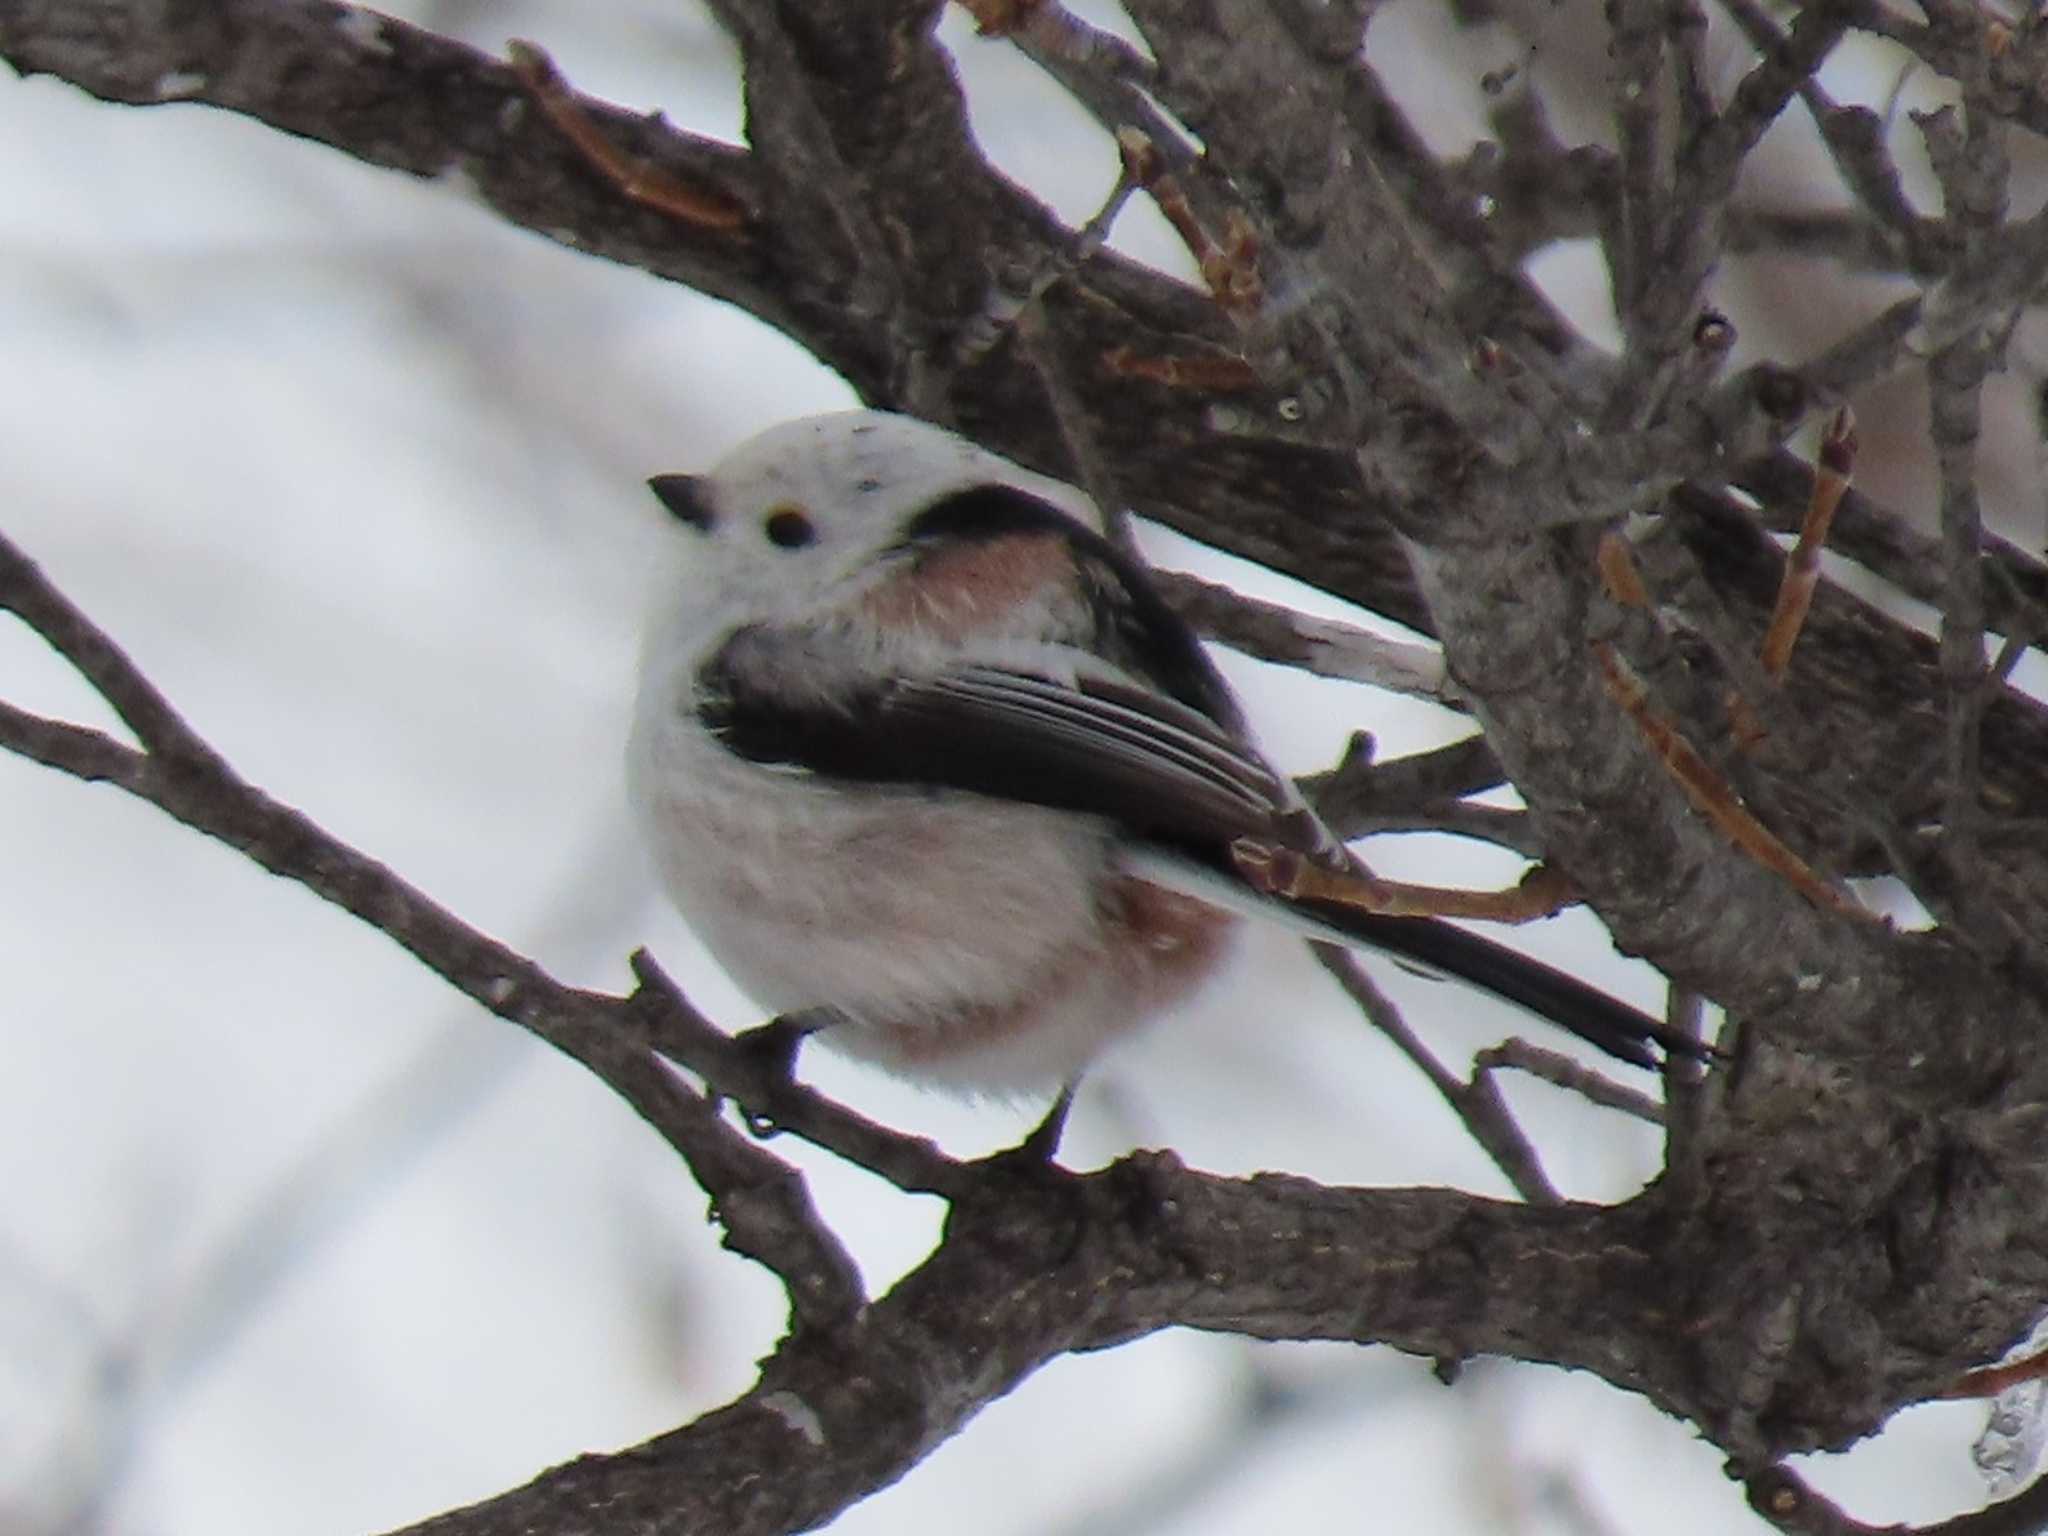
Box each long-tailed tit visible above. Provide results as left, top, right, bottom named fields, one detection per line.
left=629, top=411, right=1689, bottom=1092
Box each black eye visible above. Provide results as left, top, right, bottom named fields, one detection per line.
left=764, top=507, right=816, bottom=549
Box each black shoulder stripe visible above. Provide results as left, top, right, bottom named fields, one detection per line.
left=897, top=482, right=1089, bottom=547
left=898, top=482, right=1243, bottom=732
left=693, top=626, right=1292, bottom=865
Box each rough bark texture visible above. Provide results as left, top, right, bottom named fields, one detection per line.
left=8, top=1, right=2048, bottom=1533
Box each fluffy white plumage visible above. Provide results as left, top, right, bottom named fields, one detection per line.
left=628, top=412, right=1237, bottom=1090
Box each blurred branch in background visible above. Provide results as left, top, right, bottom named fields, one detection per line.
left=37, top=1015, right=533, bottom=1535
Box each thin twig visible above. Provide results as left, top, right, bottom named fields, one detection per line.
left=602, top=1037, right=868, bottom=1335
left=1472, top=1039, right=1666, bottom=1125
left=1594, top=643, right=1877, bottom=923
left=1492, top=294, right=1922, bottom=533
left=1234, top=841, right=1577, bottom=924
left=1760, top=407, right=1858, bottom=679
left=505, top=40, right=750, bottom=232
left=1151, top=569, right=1459, bottom=703
left=1946, top=1352, right=2048, bottom=1400
left=1318, top=732, right=1506, bottom=808
left=954, top=169, right=1138, bottom=370
left=1116, top=126, right=1262, bottom=316
left=0, top=550, right=224, bottom=766
left=1919, top=95, right=2006, bottom=936
left=1605, top=0, right=1667, bottom=369
left=1717, top=0, right=1936, bottom=268
left=1339, top=803, right=1540, bottom=857
left=1312, top=948, right=1561, bottom=1205
left=1300, top=731, right=1522, bottom=852
left=1604, top=4, right=1855, bottom=422
left=1713, top=460, right=2048, bottom=667
left=627, top=953, right=964, bottom=1198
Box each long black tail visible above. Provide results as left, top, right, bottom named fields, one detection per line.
left=1301, top=902, right=1703, bottom=1070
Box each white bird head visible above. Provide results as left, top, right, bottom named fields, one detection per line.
left=643, top=410, right=1101, bottom=642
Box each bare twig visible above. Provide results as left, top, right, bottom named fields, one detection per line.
left=506, top=39, right=750, bottom=232
left=1298, top=732, right=1527, bottom=854
left=1303, top=733, right=1506, bottom=823
left=1760, top=407, right=1859, bottom=679
left=1234, top=841, right=1578, bottom=924
left=1604, top=4, right=1854, bottom=422
left=597, top=1032, right=868, bottom=1337
left=0, top=547, right=224, bottom=766
left=1115, top=126, right=1263, bottom=316
left=625, top=954, right=963, bottom=1198
left=1594, top=643, right=1877, bottom=923
left=1717, top=0, right=1937, bottom=271
left=1338, top=802, right=1540, bottom=857
left=955, top=169, right=1138, bottom=370
left=1479, top=294, right=1921, bottom=534
left=1151, top=569, right=1458, bottom=703
left=1605, top=0, right=1668, bottom=369
left=1947, top=1352, right=2048, bottom=1401
left=1717, top=458, right=2048, bottom=649
left=1918, top=96, right=2007, bottom=937
left=1312, top=949, right=1561, bottom=1205
left=1472, top=1039, right=1666, bottom=1125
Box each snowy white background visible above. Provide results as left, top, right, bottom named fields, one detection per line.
left=0, top=1, right=2001, bottom=1531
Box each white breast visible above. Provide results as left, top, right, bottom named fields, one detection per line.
left=629, top=684, right=1107, bottom=988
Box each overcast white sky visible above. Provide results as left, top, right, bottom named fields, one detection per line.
left=0, top=2, right=2005, bottom=1532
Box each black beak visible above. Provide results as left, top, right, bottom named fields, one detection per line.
left=648, top=474, right=716, bottom=532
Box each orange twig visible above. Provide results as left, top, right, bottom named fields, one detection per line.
left=953, top=0, right=1046, bottom=34
left=1100, top=346, right=1260, bottom=393
left=1943, top=1351, right=2048, bottom=1399
left=507, top=40, right=749, bottom=234
left=1595, top=644, right=1876, bottom=922
left=1231, top=841, right=1579, bottom=924
left=1114, top=128, right=1263, bottom=316
left=1596, top=530, right=1652, bottom=609
left=1759, top=406, right=1856, bottom=679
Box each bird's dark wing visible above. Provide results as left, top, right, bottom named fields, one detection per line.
left=698, top=631, right=1306, bottom=865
